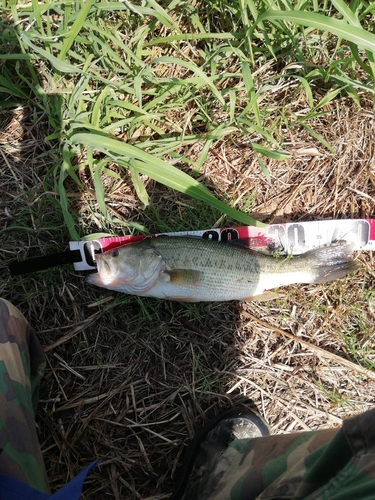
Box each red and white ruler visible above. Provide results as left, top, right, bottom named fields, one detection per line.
left=70, top=219, right=375, bottom=271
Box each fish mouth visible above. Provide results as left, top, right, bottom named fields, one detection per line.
left=86, top=256, right=116, bottom=286
left=86, top=271, right=103, bottom=286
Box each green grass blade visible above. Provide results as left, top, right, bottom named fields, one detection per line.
left=144, top=32, right=238, bottom=45
left=71, top=133, right=263, bottom=227
left=58, top=0, right=96, bottom=61
left=228, top=89, right=236, bottom=122
left=129, top=158, right=263, bottom=227
left=71, top=133, right=212, bottom=195
left=315, top=87, right=343, bottom=110
left=0, top=75, right=28, bottom=98
left=83, top=20, right=145, bottom=68
left=20, top=34, right=81, bottom=73
left=255, top=153, right=271, bottom=184
left=91, top=87, right=111, bottom=128
left=300, top=123, right=335, bottom=153
left=129, top=161, right=150, bottom=208
left=0, top=54, right=33, bottom=61
left=58, top=145, right=81, bottom=240
left=151, top=56, right=226, bottom=106
left=294, top=76, right=314, bottom=109
left=241, top=61, right=261, bottom=127
left=252, top=143, right=290, bottom=160
left=194, top=139, right=213, bottom=175
left=257, top=10, right=375, bottom=53
left=332, top=71, right=375, bottom=96
left=331, top=0, right=360, bottom=26
left=87, top=149, right=108, bottom=218
left=145, top=0, right=181, bottom=32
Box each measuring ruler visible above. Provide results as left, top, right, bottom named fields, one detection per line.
left=68, top=219, right=375, bottom=271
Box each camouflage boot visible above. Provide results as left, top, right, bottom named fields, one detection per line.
left=174, top=403, right=375, bottom=500
left=172, top=405, right=269, bottom=500
left=0, top=298, right=49, bottom=493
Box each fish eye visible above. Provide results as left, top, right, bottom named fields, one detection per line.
left=112, top=249, right=120, bottom=258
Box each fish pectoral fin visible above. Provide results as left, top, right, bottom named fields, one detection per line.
left=246, top=291, right=279, bottom=302
left=163, top=269, right=201, bottom=286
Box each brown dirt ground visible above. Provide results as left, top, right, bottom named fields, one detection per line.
left=1, top=93, right=375, bottom=499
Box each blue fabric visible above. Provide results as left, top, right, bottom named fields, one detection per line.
left=0, top=461, right=97, bottom=500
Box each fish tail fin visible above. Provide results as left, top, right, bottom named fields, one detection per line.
left=305, top=243, right=359, bottom=284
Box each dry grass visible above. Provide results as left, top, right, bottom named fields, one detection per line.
left=1, top=90, right=375, bottom=499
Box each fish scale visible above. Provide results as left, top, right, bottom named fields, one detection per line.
left=154, top=238, right=260, bottom=300
left=86, top=236, right=359, bottom=302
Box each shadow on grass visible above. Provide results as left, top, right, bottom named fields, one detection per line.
left=0, top=21, right=68, bottom=319
left=0, top=17, right=257, bottom=499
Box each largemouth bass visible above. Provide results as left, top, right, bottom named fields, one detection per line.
left=86, top=236, right=358, bottom=302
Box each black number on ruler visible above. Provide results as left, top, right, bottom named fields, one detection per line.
left=332, top=220, right=370, bottom=246
left=287, top=224, right=306, bottom=249
left=202, top=230, right=219, bottom=241
left=221, top=228, right=239, bottom=241
left=266, top=225, right=286, bottom=249
left=355, top=221, right=369, bottom=246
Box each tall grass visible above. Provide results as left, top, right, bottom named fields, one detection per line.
left=1, top=0, right=375, bottom=238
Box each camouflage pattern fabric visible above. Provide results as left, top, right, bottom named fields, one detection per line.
left=0, top=298, right=49, bottom=493
left=183, top=407, right=375, bottom=500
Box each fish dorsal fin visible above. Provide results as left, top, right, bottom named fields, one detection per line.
left=163, top=269, right=201, bottom=286
left=223, top=238, right=256, bottom=250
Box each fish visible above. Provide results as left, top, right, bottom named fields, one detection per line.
left=86, top=236, right=359, bottom=302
